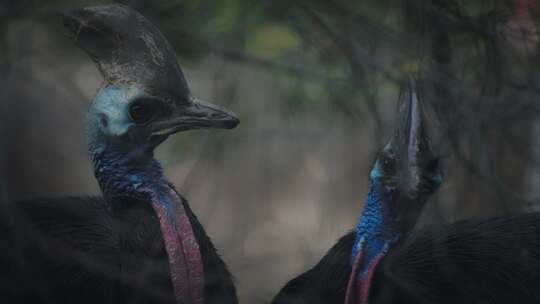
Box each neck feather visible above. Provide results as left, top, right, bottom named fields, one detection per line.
left=91, top=148, right=205, bottom=304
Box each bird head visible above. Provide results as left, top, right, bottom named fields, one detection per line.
left=62, top=4, right=239, bottom=159
left=370, top=77, right=442, bottom=213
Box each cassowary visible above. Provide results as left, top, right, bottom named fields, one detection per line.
left=0, top=4, right=238, bottom=304
left=272, top=79, right=540, bottom=304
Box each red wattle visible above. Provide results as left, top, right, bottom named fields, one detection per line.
left=345, top=249, right=364, bottom=304
left=151, top=186, right=205, bottom=304
left=357, top=254, right=385, bottom=304
left=165, top=186, right=205, bottom=304
left=344, top=247, right=386, bottom=304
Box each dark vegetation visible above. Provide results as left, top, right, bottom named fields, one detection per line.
left=2, top=0, right=540, bottom=302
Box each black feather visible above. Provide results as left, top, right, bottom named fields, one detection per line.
left=272, top=213, right=540, bottom=304
left=0, top=195, right=237, bottom=304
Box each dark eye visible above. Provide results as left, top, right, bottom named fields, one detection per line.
left=129, top=98, right=156, bottom=124
left=379, top=153, right=396, bottom=174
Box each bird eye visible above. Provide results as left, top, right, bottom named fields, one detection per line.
left=129, top=98, right=156, bottom=124
left=379, top=154, right=396, bottom=174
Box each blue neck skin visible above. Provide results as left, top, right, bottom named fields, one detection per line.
left=91, top=148, right=171, bottom=211
left=91, top=147, right=207, bottom=303
left=351, top=169, right=400, bottom=277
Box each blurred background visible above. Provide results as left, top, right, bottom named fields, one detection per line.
left=1, top=0, right=540, bottom=302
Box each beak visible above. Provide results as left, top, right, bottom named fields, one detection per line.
left=383, top=76, right=441, bottom=195
left=402, top=77, right=439, bottom=194
left=150, top=97, right=240, bottom=137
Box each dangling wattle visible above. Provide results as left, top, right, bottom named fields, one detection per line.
left=345, top=180, right=400, bottom=304
left=344, top=77, right=440, bottom=304
left=152, top=185, right=205, bottom=304
left=92, top=149, right=205, bottom=304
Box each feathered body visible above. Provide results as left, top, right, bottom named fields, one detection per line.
left=0, top=195, right=236, bottom=303
left=0, top=145, right=238, bottom=303
left=273, top=214, right=540, bottom=304
left=1, top=4, right=239, bottom=304
left=272, top=78, right=540, bottom=304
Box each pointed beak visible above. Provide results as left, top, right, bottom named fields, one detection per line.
left=402, top=77, right=439, bottom=194
left=149, top=97, right=239, bottom=137
left=63, top=5, right=239, bottom=140
left=382, top=77, right=441, bottom=195
left=400, top=77, right=431, bottom=170
left=183, top=98, right=240, bottom=129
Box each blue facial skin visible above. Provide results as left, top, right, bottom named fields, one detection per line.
left=86, top=84, right=170, bottom=210
left=86, top=84, right=148, bottom=155
left=352, top=160, right=399, bottom=277
left=352, top=157, right=443, bottom=278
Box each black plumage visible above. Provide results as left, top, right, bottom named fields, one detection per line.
left=273, top=214, right=540, bottom=304
left=0, top=4, right=239, bottom=304
left=272, top=79, right=540, bottom=304
left=0, top=195, right=237, bottom=304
